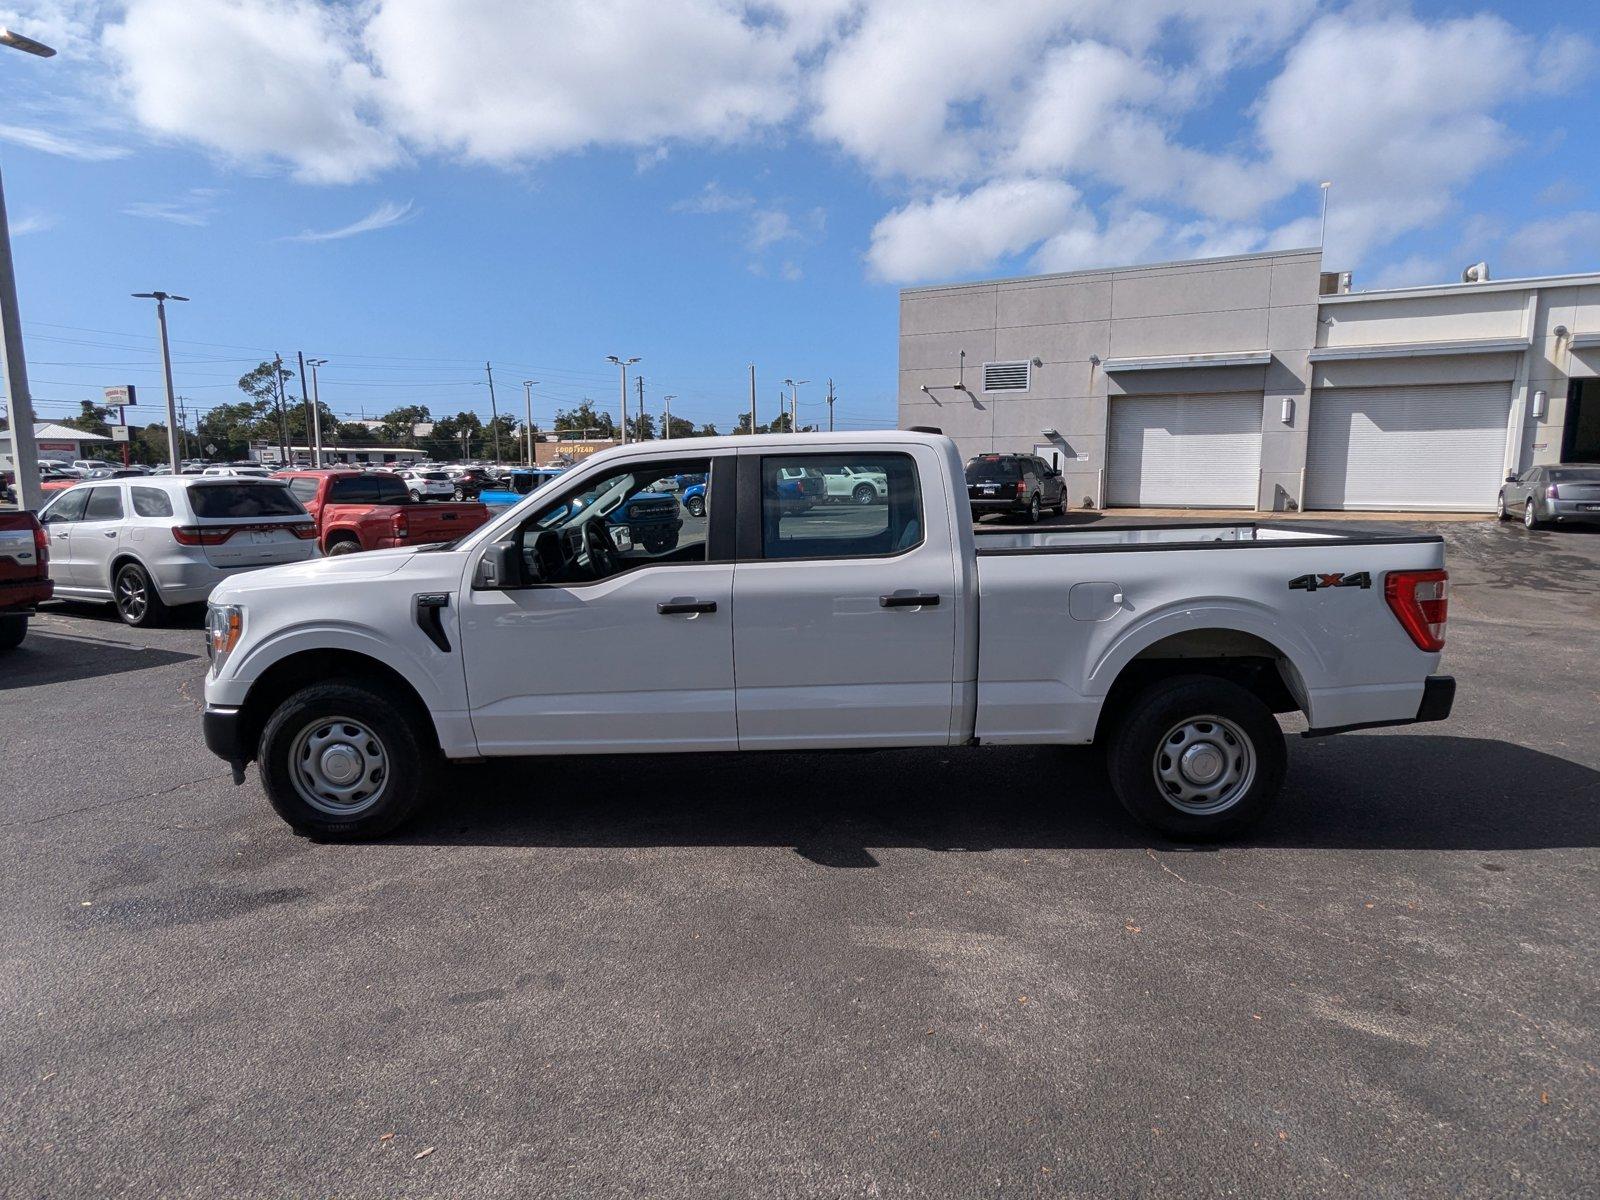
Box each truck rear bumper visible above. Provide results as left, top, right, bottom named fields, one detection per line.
left=0, top=578, right=54, bottom=610
left=1302, top=675, right=1455, bottom=737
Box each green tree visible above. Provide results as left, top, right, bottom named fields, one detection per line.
left=61, top=400, right=115, bottom=444
left=197, top=398, right=272, bottom=461
left=624, top=411, right=656, bottom=442
left=553, top=400, right=616, bottom=440
left=378, top=405, right=432, bottom=446
left=660, top=413, right=697, bottom=439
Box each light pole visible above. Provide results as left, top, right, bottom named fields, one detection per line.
left=606, top=355, right=639, bottom=445
left=131, top=291, right=189, bottom=472
left=522, top=380, right=537, bottom=466
left=1318, top=180, right=1332, bottom=248
left=662, top=394, right=675, bottom=440
left=784, top=378, right=809, bottom=433
left=307, top=358, right=328, bottom=466
left=0, top=26, right=55, bottom=511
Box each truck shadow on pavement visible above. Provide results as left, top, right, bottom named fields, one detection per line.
left=401, top=734, right=1600, bottom=863
left=0, top=631, right=201, bottom=689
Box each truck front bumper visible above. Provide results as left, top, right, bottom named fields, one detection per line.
left=203, top=705, right=251, bottom=781
left=1303, top=675, right=1455, bottom=737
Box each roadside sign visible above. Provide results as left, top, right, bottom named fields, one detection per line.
left=112, top=427, right=130, bottom=442
left=104, top=384, right=138, bottom=406
left=205, top=443, right=217, bottom=455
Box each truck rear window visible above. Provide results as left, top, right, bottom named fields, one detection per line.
left=329, top=475, right=410, bottom=504
left=966, top=458, right=1020, bottom=482
left=188, top=482, right=305, bottom=518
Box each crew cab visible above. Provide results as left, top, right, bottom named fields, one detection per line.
left=0, top=511, right=52, bottom=651
left=201, top=432, right=1454, bottom=842
left=277, top=470, right=489, bottom=556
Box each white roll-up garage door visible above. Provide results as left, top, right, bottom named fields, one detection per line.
left=1107, top=394, right=1262, bottom=508
left=1305, top=383, right=1512, bottom=511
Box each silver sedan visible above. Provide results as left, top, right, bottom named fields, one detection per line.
left=1499, top=464, right=1600, bottom=528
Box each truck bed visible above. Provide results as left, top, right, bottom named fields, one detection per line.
left=974, top=521, right=1436, bottom=554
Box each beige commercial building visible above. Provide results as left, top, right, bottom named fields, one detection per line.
left=898, top=248, right=1600, bottom=512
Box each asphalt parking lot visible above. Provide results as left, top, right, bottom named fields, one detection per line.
left=2, top=516, right=1597, bottom=1198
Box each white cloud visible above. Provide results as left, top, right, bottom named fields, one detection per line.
left=9, top=213, right=56, bottom=236
left=103, top=0, right=399, bottom=184
left=868, top=179, right=1080, bottom=283
left=1499, top=212, right=1600, bottom=276
left=123, top=187, right=223, bottom=226
left=363, top=0, right=797, bottom=164
left=0, top=122, right=128, bottom=161
left=1366, top=254, right=1449, bottom=290
left=283, top=200, right=419, bottom=242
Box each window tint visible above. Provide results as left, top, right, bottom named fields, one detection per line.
left=83, top=486, right=124, bottom=521
left=516, top=457, right=713, bottom=585
left=965, top=456, right=1020, bottom=482
left=760, top=454, right=921, bottom=560
left=41, top=488, right=90, bottom=524
left=131, top=486, right=174, bottom=517
left=287, top=476, right=321, bottom=505
left=188, top=482, right=304, bottom=518
left=328, top=475, right=407, bottom=504
left=1547, top=468, right=1600, bottom=482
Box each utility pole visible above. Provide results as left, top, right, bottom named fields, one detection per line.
left=297, top=350, right=313, bottom=465
left=784, top=378, right=808, bottom=434
left=307, top=358, right=328, bottom=466
left=606, top=355, right=639, bottom=445
left=1319, top=180, right=1332, bottom=248
left=522, top=380, right=537, bottom=466
left=662, top=394, right=675, bottom=440
left=0, top=24, right=55, bottom=511
left=636, top=375, right=646, bottom=440
left=176, top=398, right=189, bottom=461
left=132, top=291, right=188, bottom=472
left=826, top=378, right=835, bottom=432
left=748, top=363, right=756, bottom=435
left=484, top=361, right=501, bottom=465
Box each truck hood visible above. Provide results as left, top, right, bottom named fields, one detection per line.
left=211, top=546, right=417, bottom=602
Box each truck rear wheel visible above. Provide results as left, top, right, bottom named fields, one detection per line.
left=258, top=681, right=433, bottom=840
left=1106, top=676, right=1286, bottom=841
left=325, top=536, right=361, bottom=556
left=0, top=614, right=27, bottom=652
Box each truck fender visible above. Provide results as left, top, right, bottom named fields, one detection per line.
left=1086, top=597, right=1326, bottom=700
left=322, top=525, right=363, bottom=552
left=228, top=620, right=474, bottom=758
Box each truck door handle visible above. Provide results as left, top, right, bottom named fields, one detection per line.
left=658, top=600, right=717, bottom=615
left=103, top=530, right=118, bottom=537
left=880, top=593, right=941, bottom=608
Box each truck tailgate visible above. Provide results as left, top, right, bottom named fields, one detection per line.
left=399, top=502, right=489, bottom=543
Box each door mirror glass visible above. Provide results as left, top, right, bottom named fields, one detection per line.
left=1505, top=472, right=1518, bottom=483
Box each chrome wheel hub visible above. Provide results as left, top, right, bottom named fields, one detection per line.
left=288, top=718, right=388, bottom=816
left=117, top=572, right=146, bottom=619
left=1153, top=715, right=1255, bottom=816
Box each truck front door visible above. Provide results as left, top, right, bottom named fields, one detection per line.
left=458, top=454, right=736, bottom=754
left=731, top=448, right=959, bottom=748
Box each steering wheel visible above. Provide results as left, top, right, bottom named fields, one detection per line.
left=582, top=516, right=620, bottom=577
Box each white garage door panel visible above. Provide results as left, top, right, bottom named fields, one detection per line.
left=1306, top=383, right=1512, bottom=512
left=1107, top=394, right=1262, bottom=508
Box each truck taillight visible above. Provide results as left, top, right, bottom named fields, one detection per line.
left=393, top=512, right=409, bottom=538
left=1385, top=569, right=1448, bottom=652
left=33, top=521, right=48, bottom=565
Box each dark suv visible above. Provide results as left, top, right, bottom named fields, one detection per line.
left=965, top=454, right=1066, bottom=522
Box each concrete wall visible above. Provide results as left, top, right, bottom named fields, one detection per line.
left=898, top=248, right=1320, bottom=510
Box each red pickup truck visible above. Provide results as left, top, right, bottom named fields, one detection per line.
left=0, top=511, right=53, bottom=651
left=277, top=470, right=490, bottom=556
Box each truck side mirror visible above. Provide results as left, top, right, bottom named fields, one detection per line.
left=473, top=540, right=535, bottom=590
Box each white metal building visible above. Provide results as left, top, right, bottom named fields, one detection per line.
left=899, top=249, right=1600, bottom=513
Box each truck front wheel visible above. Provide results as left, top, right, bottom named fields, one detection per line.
left=258, top=682, right=433, bottom=840
left=1106, top=676, right=1286, bottom=841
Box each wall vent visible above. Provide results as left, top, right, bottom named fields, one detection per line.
left=983, top=360, right=1031, bottom=392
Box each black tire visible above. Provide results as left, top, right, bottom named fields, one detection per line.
left=258, top=681, right=433, bottom=839
left=325, top=536, right=362, bottom=556
left=685, top=496, right=705, bottom=518
left=1497, top=492, right=1511, bottom=521
left=114, top=561, right=168, bottom=627
left=1523, top=499, right=1541, bottom=529
left=1025, top=493, right=1042, bottom=524
left=0, top=614, right=26, bottom=652
left=1105, top=676, right=1287, bottom=841
left=853, top=483, right=876, bottom=506
left=409, top=490, right=423, bottom=503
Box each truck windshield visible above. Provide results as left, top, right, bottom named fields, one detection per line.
left=966, top=458, right=1020, bottom=482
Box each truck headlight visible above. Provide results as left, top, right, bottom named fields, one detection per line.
left=206, top=603, right=244, bottom=672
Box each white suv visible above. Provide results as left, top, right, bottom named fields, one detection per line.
left=818, top=463, right=888, bottom=504
left=37, top=476, right=319, bottom=626
left=398, top=469, right=455, bottom=501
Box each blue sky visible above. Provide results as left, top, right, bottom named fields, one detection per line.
left=1, top=1, right=1596, bottom=438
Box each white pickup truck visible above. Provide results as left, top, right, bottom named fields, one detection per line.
left=201, top=432, right=1453, bottom=841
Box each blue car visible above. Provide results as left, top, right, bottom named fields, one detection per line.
left=480, top=467, right=565, bottom=508
left=681, top=480, right=707, bottom=518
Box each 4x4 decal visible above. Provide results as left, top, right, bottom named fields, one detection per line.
left=1288, top=571, right=1373, bottom=592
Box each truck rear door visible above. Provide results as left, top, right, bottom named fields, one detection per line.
left=731, top=446, right=960, bottom=748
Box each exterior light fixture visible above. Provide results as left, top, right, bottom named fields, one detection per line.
left=1532, top=390, right=1547, bottom=420
left=1280, top=398, right=1295, bottom=424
